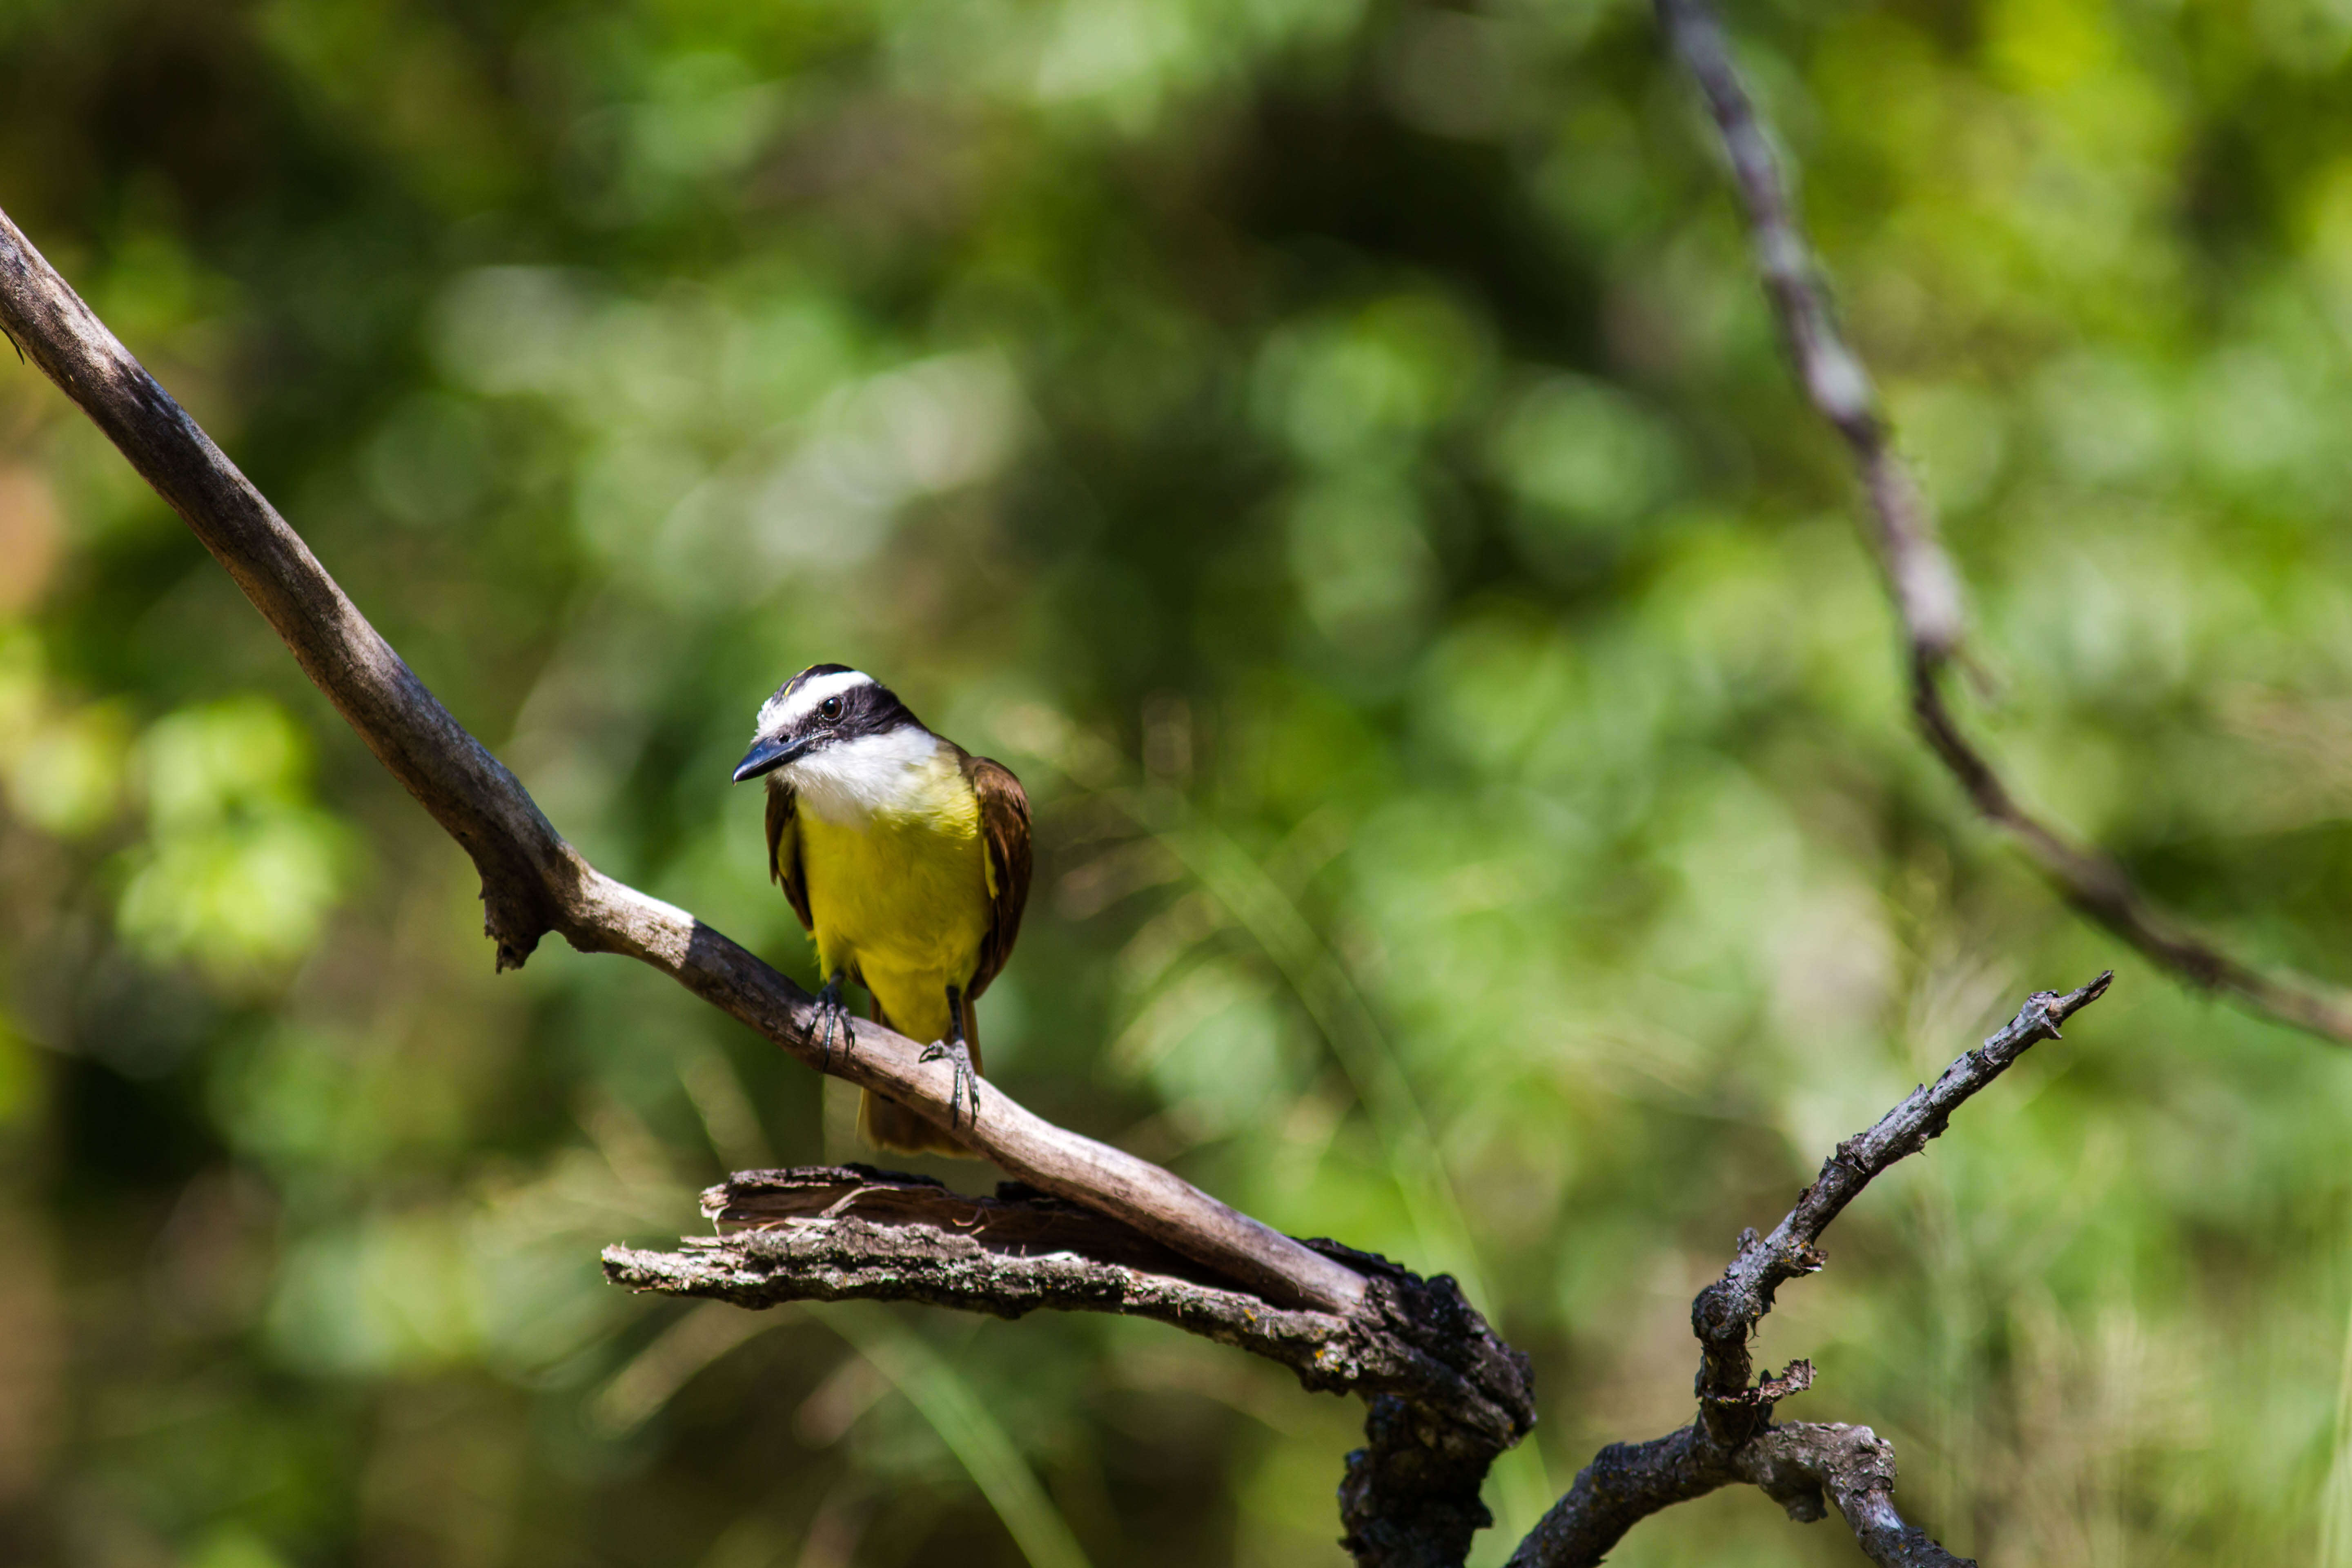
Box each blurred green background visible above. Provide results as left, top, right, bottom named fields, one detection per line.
left=2, top=0, right=2351, bottom=1563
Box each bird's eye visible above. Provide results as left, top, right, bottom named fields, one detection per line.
left=818, top=696, right=845, bottom=722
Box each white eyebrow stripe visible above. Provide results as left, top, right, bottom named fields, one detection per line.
left=761, top=669, right=875, bottom=731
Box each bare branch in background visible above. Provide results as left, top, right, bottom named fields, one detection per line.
left=1656, top=0, right=2352, bottom=1045
left=1506, top=972, right=2109, bottom=1568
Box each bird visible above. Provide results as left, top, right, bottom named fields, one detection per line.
left=731, top=664, right=1031, bottom=1155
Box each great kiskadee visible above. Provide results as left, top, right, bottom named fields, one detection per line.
left=731, top=665, right=1032, bottom=1155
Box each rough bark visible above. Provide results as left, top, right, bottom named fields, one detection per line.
left=1735, top=1425, right=1977, bottom=1568
left=1506, top=976, right=2110, bottom=1568
left=1657, top=0, right=2352, bottom=1045
left=606, top=1166, right=1537, bottom=1566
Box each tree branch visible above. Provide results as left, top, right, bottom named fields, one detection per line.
left=603, top=1166, right=1528, bottom=1435
left=606, top=1166, right=1537, bottom=1567
left=1734, top=1425, right=1975, bottom=1568
left=1688, top=971, right=2109, bottom=1417
left=1656, top=0, right=2352, bottom=1045
left=1506, top=973, right=2110, bottom=1568
left=0, top=203, right=1367, bottom=1321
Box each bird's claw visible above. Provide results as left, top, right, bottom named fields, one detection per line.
left=919, top=1038, right=980, bottom=1131
left=807, top=976, right=853, bottom=1071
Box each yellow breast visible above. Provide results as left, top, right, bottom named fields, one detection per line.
left=793, top=747, right=989, bottom=1044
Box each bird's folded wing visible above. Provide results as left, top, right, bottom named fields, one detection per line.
left=764, top=777, right=813, bottom=931
left=964, top=754, right=1031, bottom=998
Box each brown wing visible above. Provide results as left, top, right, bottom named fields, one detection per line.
left=961, top=752, right=1032, bottom=1000
left=764, top=776, right=812, bottom=931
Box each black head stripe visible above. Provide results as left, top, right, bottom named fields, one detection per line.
left=764, top=664, right=927, bottom=744
left=835, top=679, right=922, bottom=740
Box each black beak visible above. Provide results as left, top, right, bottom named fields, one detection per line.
left=732, top=733, right=807, bottom=783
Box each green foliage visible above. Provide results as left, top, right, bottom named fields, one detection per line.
left=117, top=699, right=355, bottom=986
left=3, top=0, right=2352, bottom=1563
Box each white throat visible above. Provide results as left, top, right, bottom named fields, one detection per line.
left=786, top=726, right=948, bottom=822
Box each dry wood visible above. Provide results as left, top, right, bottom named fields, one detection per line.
left=604, top=1165, right=1534, bottom=1459
left=608, top=1166, right=1534, bottom=1567
left=1506, top=973, right=2110, bottom=1568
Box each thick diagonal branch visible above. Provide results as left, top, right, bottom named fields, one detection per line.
left=1508, top=974, right=2111, bottom=1568
left=1657, top=0, right=2352, bottom=1045
left=0, top=205, right=1365, bottom=1320
left=608, top=1166, right=1537, bottom=1568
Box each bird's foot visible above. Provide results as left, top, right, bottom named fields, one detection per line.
left=918, top=1038, right=980, bottom=1131
left=807, top=974, right=854, bottom=1071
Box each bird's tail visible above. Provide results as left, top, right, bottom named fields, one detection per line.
left=857, top=996, right=984, bottom=1158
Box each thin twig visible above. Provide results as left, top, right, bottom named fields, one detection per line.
left=1508, top=973, right=2110, bottom=1567
left=1687, top=972, right=2110, bottom=1417
left=1657, top=0, right=2352, bottom=1045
